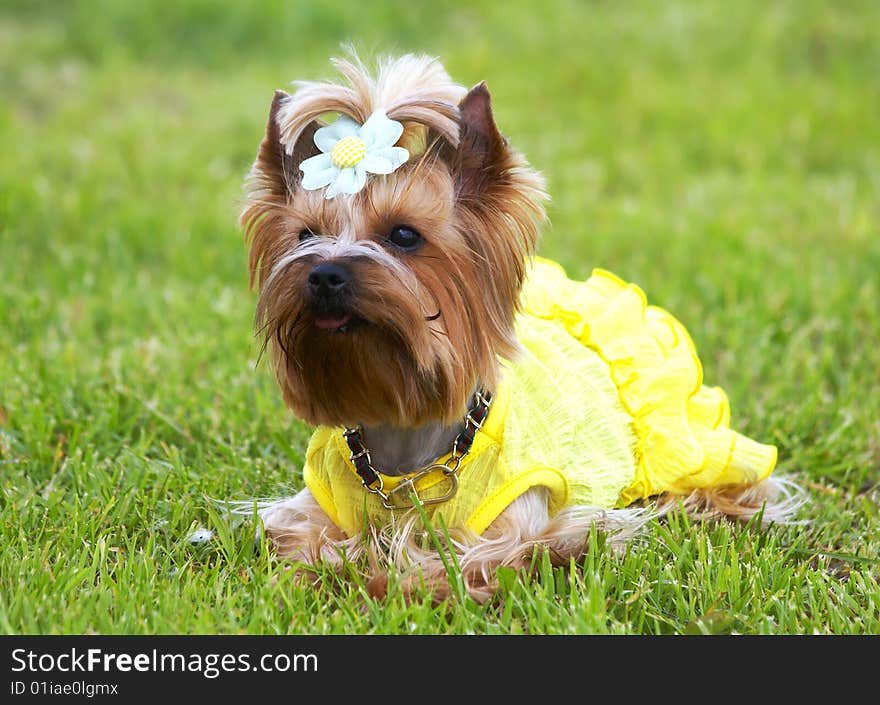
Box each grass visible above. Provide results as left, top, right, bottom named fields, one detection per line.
left=1, top=0, right=878, bottom=635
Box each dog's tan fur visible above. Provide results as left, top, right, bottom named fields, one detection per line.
left=240, top=52, right=801, bottom=603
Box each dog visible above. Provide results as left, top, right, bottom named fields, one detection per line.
left=239, top=52, right=801, bottom=602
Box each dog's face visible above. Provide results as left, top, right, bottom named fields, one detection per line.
left=241, top=57, right=546, bottom=428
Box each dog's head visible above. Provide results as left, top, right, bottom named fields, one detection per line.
left=241, top=53, right=547, bottom=428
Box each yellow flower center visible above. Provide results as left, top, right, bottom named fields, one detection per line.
left=330, top=136, right=367, bottom=169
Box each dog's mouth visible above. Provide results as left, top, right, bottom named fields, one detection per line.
left=314, top=312, right=351, bottom=330
left=312, top=311, right=365, bottom=333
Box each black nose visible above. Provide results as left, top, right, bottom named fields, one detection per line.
left=308, top=262, right=350, bottom=298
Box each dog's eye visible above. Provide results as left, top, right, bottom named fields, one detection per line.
left=299, top=228, right=317, bottom=242
left=387, top=225, right=422, bottom=251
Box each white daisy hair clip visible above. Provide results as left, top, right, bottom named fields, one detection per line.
left=299, top=110, right=410, bottom=199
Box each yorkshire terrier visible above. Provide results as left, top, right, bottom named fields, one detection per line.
left=239, top=52, right=800, bottom=602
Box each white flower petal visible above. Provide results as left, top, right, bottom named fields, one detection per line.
left=325, top=168, right=351, bottom=199
left=301, top=165, right=338, bottom=190
left=313, top=129, right=338, bottom=154
left=339, top=166, right=367, bottom=195
left=369, top=146, right=410, bottom=170
left=333, top=168, right=357, bottom=194
left=313, top=116, right=360, bottom=152
left=325, top=167, right=367, bottom=199
left=299, top=152, right=333, bottom=173
left=358, top=110, right=404, bottom=149
left=359, top=153, right=393, bottom=175
left=352, top=163, right=368, bottom=190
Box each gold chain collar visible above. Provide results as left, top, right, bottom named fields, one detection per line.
left=342, top=389, right=493, bottom=510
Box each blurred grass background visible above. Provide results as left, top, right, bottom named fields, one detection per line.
left=1, top=0, right=878, bottom=634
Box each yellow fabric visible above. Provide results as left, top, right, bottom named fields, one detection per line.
left=303, top=257, right=777, bottom=538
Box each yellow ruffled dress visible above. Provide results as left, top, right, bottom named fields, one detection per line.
left=303, top=257, right=777, bottom=538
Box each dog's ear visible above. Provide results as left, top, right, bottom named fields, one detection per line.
left=451, top=81, right=510, bottom=198
left=255, top=90, right=320, bottom=197
left=242, top=92, right=322, bottom=289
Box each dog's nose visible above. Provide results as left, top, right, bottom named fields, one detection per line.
left=308, top=262, right=350, bottom=298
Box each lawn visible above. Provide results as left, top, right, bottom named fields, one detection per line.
left=1, top=0, right=878, bottom=634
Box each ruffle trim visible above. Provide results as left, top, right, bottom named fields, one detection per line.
left=521, top=257, right=777, bottom=503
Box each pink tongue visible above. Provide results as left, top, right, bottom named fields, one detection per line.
left=314, top=313, right=352, bottom=330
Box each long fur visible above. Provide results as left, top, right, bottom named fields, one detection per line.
left=253, top=478, right=803, bottom=604
left=255, top=486, right=653, bottom=603
left=242, top=52, right=546, bottom=427
left=238, top=51, right=803, bottom=603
